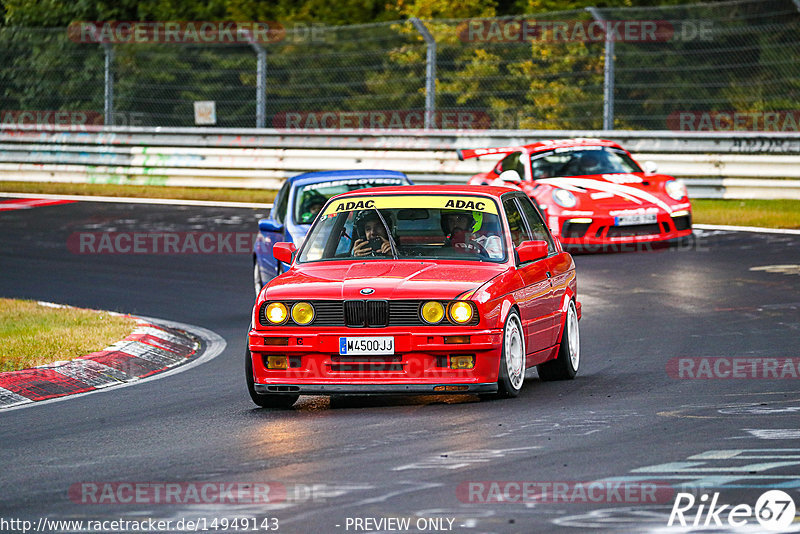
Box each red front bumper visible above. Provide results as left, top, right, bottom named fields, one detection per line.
left=248, top=327, right=503, bottom=394
left=555, top=211, right=692, bottom=249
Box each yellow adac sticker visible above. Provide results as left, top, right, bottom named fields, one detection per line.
left=322, top=195, right=498, bottom=217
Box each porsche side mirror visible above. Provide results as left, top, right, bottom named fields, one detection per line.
left=498, top=170, right=522, bottom=183
left=516, top=240, right=549, bottom=264
left=259, top=219, right=284, bottom=233
left=643, top=161, right=658, bottom=174
left=273, top=242, right=296, bottom=265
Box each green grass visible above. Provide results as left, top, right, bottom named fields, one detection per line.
left=692, top=199, right=800, bottom=229
left=0, top=298, right=138, bottom=372
left=0, top=181, right=276, bottom=204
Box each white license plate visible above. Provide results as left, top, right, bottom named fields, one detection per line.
left=339, top=337, right=394, bottom=355
left=614, top=213, right=657, bottom=226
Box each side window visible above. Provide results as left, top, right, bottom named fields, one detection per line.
left=274, top=181, right=290, bottom=224
left=517, top=195, right=556, bottom=254
left=503, top=198, right=531, bottom=248
left=498, top=152, right=525, bottom=179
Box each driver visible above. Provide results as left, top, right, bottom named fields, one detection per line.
left=298, top=190, right=327, bottom=224
left=579, top=152, right=603, bottom=174
left=442, top=209, right=503, bottom=258
left=353, top=210, right=394, bottom=257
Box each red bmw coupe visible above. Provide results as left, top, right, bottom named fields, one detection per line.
left=247, top=185, right=581, bottom=408
left=460, top=138, right=692, bottom=249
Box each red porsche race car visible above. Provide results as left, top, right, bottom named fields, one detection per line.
left=247, top=185, right=581, bottom=408
left=459, top=138, right=692, bottom=249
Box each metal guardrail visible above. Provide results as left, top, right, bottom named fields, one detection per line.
left=1, top=126, right=800, bottom=199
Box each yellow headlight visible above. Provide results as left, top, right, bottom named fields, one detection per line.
left=449, top=301, right=474, bottom=324
left=421, top=301, right=445, bottom=324
left=265, top=302, right=288, bottom=324
left=291, top=302, right=315, bottom=325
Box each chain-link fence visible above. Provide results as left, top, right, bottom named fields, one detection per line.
left=1, top=0, right=799, bottom=131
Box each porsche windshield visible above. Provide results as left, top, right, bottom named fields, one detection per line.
left=530, top=147, right=642, bottom=179
left=297, top=195, right=507, bottom=263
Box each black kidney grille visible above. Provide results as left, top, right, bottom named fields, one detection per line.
left=367, top=300, right=389, bottom=327
left=344, top=300, right=366, bottom=326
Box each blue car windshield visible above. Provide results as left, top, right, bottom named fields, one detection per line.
left=297, top=195, right=507, bottom=263
left=294, top=177, right=409, bottom=224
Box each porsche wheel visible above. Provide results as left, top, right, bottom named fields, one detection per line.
left=537, top=300, right=579, bottom=381
left=497, top=309, right=525, bottom=397
left=253, top=261, right=264, bottom=296
left=245, top=349, right=298, bottom=409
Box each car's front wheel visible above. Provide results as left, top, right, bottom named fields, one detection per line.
left=537, top=300, right=580, bottom=381
left=245, top=349, right=298, bottom=409
left=496, top=309, right=526, bottom=397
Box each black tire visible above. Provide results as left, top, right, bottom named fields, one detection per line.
left=496, top=309, right=526, bottom=398
left=537, top=300, right=580, bottom=381
left=245, top=348, right=298, bottom=409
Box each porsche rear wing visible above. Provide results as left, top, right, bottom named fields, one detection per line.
left=457, top=146, right=521, bottom=161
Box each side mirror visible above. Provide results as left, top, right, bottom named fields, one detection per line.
left=516, top=240, right=549, bottom=264
left=259, top=219, right=284, bottom=233
left=273, top=242, right=296, bottom=265
left=643, top=161, right=658, bottom=174
left=498, top=170, right=522, bottom=183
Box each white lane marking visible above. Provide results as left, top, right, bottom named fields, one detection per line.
left=0, top=318, right=226, bottom=413
left=0, top=191, right=271, bottom=209
left=694, top=223, right=800, bottom=235
left=750, top=265, right=800, bottom=275
left=745, top=429, right=800, bottom=440
left=393, top=446, right=539, bottom=471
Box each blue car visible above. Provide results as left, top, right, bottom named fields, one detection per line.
left=253, top=169, right=413, bottom=294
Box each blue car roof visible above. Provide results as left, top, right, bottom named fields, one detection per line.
left=288, top=169, right=410, bottom=186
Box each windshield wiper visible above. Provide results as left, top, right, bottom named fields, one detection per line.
left=374, top=209, right=399, bottom=259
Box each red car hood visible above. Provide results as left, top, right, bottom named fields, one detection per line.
left=535, top=173, right=680, bottom=213
left=264, top=261, right=507, bottom=301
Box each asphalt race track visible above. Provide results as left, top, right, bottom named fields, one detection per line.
left=1, top=199, right=799, bottom=534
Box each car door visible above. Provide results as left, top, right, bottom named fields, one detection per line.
left=503, top=194, right=554, bottom=359
left=516, top=194, right=566, bottom=348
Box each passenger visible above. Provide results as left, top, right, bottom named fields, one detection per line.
left=353, top=210, right=394, bottom=257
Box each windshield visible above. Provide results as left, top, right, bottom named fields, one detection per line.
left=294, top=177, right=409, bottom=224
left=530, top=147, right=642, bottom=179
left=297, top=194, right=507, bottom=263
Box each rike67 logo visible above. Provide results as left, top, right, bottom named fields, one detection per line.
left=668, top=490, right=796, bottom=530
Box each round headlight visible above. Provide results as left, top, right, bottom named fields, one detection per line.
left=449, top=301, right=474, bottom=324
left=291, top=302, right=315, bottom=325
left=665, top=180, right=687, bottom=201
left=552, top=188, right=577, bottom=208
left=265, top=302, right=288, bottom=324
left=421, top=301, right=445, bottom=324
